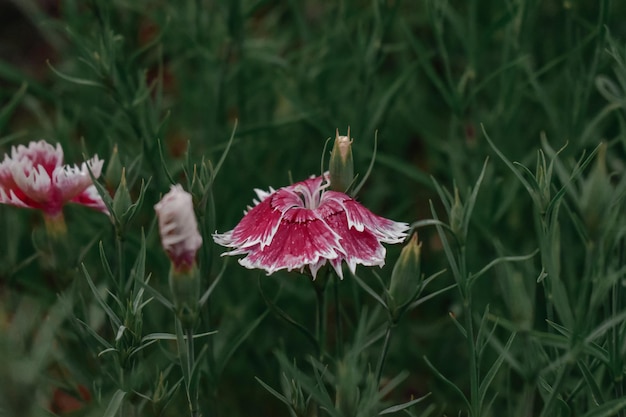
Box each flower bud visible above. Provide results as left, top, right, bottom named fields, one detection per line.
left=154, top=184, right=203, bottom=271
left=329, top=127, right=354, bottom=193
left=104, top=144, right=123, bottom=191
left=388, top=233, right=422, bottom=321
left=112, top=168, right=132, bottom=223
left=450, top=186, right=464, bottom=239
left=580, top=143, right=613, bottom=240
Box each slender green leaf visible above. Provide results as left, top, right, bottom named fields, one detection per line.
left=102, top=390, right=126, bottom=417
left=422, top=356, right=470, bottom=411
left=379, top=393, right=431, bottom=415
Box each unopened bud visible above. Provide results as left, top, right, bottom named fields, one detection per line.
left=104, top=144, right=123, bottom=191
left=450, top=186, right=464, bottom=239
left=388, top=233, right=422, bottom=321
left=112, top=168, right=132, bottom=223
left=580, top=143, right=613, bottom=240
left=154, top=184, right=203, bottom=271
left=329, top=127, right=354, bottom=193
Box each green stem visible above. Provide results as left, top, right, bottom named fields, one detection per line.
left=464, top=293, right=480, bottom=417
left=186, top=327, right=199, bottom=417
left=314, top=279, right=327, bottom=361
left=538, top=362, right=571, bottom=417
left=116, top=232, right=125, bottom=292
left=333, top=274, right=343, bottom=357
left=458, top=244, right=480, bottom=417
left=375, top=324, right=394, bottom=386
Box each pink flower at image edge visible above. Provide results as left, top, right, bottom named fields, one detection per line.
left=0, top=140, right=108, bottom=217
left=213, top=174, right=409, bottom=279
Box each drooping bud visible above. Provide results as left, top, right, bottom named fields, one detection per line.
left=155, top=184, right=203, bottom=328
left=154, top=184, right=203, bottom=271
left=329, top=127, right=354, bottom=193
left=388, top=233, right=422, bottom=321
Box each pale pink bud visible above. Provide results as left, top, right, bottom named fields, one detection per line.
left=154, top=185, right=203, bottom=270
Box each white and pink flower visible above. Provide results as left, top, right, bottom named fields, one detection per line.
left=154, top=185, right=203, bottom=270
left=0, top=140, right=108, bottom=217
left=213, top=174, right=409, bottom=279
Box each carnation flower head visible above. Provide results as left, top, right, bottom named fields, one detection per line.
left=0, top=140, right=108, bottom=217
left=154, top=184, right=203, bottom=270
left=213, top=174, right=409, bottom=279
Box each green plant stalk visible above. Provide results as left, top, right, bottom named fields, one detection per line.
left=186, top=327, right=199, bottom=417
left=538, top=361, right=572, bottom=417
left=464, top=291, right=480, bottom=417
left=313, top=278, right=327, bottom=361
left=116, top=232, right=125, bottom=292
left=534, top=213, right=556, bottom=330
left=375, top=323, right=394, bottom=386
left=333, top=275, right=343, bottom=357
left=459, top=244, right=481, bottom=417
left=613, top=239, right=625, bottom=417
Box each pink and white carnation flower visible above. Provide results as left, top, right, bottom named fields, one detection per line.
left=213, top=174, right=409, bottom=279
left=0, top=140, right=108, bottom=217
left=154, top=184, right=203, bottom=271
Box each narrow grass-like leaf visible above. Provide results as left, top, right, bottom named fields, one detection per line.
left=216, top=311, right=269, bottom=376
left=448, top=312, right=467, bottom=338
left=423, top=356, right=470, bottom=411
left=199, top=258, right=228, bottom=307
left=429, top=200, right=462, bottom=285
left=47, top=60, right=106, bottom=88
left=462, top=158, right=489, bottom=239
left=579, top=397, right=626, bottom=417
left=102, top=389, right=126, bottom=417
left=578, top=361, right=604, bottom=406
left=81, top=264, right=122, bottom=330
left=255, top=376, right=291, bottom=407
left=352, top=132, right=378, bottom=197
left=0, top=82, right=27, bottom=131
left=408, top=283, right=456, bottom=310
left=352, top=271, right=388, bottom=309
left=467, top=250, right=538, bottom=289
left=379, top=393, right=431, bottom=415
left=258, top=279, right=318, bottom=352
left=157, top=137, right=176, bottom=185
left=175, top=319, right=190, bottom=389
left=479, top=332, right=516, bottom=409
left=75, top=318, right=113, bottom=350
left=210, top=120, right=238, bottom=186
left=135, top=276, right=174, bottom=311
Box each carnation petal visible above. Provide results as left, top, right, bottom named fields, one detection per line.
left=71, top=185, right=109, bottom=214
left=237, top=207, right=342, bottom=277
left=317, top=197, right=387, bottom=274
left=324, top=191, right=408, bottom=243
left=215, top=188, right=301, bottom=250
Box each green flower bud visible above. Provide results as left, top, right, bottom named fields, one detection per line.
left=112, top=168, right=133, bottom=222
left=580, top=143, right=613, bottom=240
left=388, top=233, right=422, bottom=321
left=450, top=186, right=464, bottom=239
left=169, top=263, right=200, bottom=329
left=104, top=144, right=123, bottom=191
left=329, top=127, right=354, bottom=193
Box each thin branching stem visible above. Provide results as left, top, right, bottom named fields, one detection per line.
left=375, top=323, right=394, bottom=387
